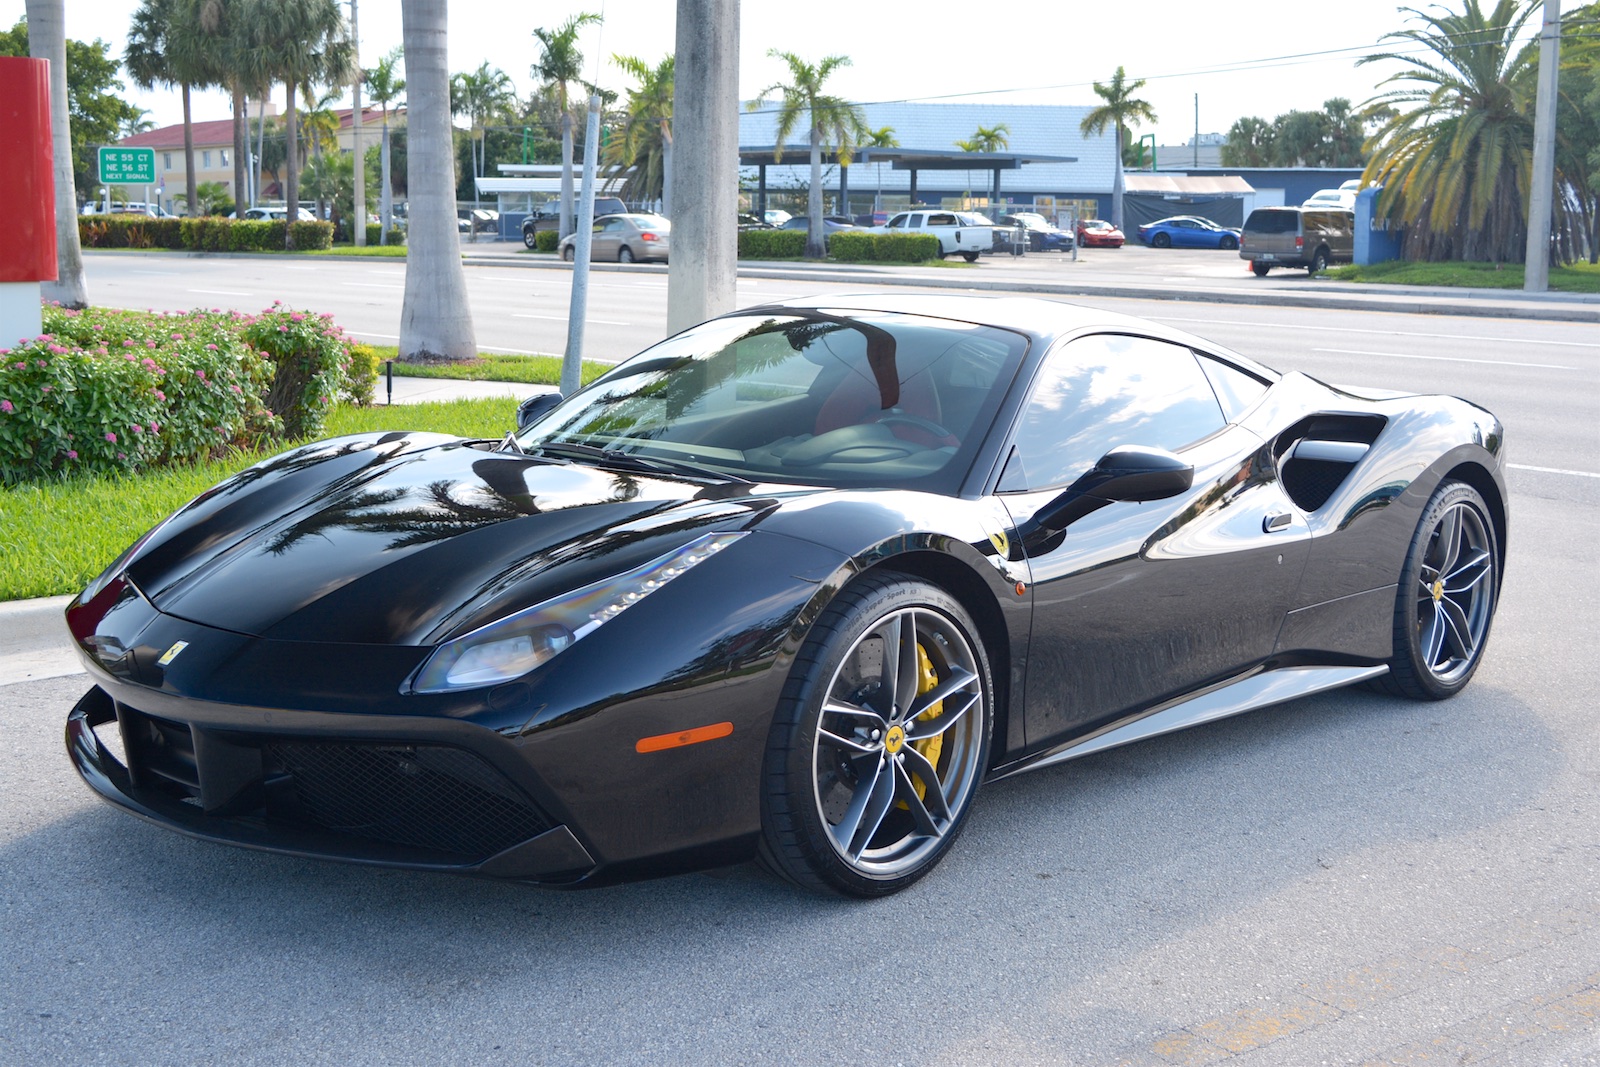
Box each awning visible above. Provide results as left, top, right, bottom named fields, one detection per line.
left=1123, top=174, right=1254, bottom=195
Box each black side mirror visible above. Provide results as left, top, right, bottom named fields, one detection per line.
left=516, top=392, right=563, bottom=431
left=1033, top=445, right=1195, bottom=533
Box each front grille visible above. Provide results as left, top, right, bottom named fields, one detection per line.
left=263, top=741, right=551, bottom=860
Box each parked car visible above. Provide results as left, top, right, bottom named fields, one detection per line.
left=762, top=209, right=792, bottom=226
left=780, top=215, right=857, bottom=248
left=63, top=294, right=1507, bottom=897
left=1240, top=206, right=1355, bottom=275
left=1301, top=188, right=1358, bottom=211
left=997, top=212, right=1074, bottom=252
left=522, top=198, right=628, bottom=247
left=232, top=206, right=317, bottom=222
left=1137, top=215, right=1241, bottom=249
left=1076, top=218, right=1125, bottom=248
left=557, top=213, right=671, bottom=263
left=738, top=214, right=776, bottom=230
left=871, top=209, right=992, bottom=261
left=458, top=208, right=499, bottom=234
left=82, top=201, right=171, bottom=218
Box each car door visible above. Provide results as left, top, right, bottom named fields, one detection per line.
left=1172, top=219, right=1202, bottom=247
left=590, top=218, right=620, bottom=261
left=996, top=332, right=1312, bottom=747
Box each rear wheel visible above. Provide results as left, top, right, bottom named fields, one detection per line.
left=1377, top=480, right=1499, bottom=701
left=1309, top=247, right=1330, bottom=274
left=962, top=251, right=979, bottom=263
left=1252, top=262, right=1271, bottom=277
left=1152, top=232, right=1172, bottom=248
left=759, top=573, right=993, bottom=897
left=618, top=245, right=635, bottom=264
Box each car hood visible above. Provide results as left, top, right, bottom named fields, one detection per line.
left=127, top=434, right=784, bottom=646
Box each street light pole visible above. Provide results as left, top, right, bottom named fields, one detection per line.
left=1523, top=0, right=1559, bottom=292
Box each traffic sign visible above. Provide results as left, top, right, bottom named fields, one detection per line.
left=97, top=146, right=155, bottom=185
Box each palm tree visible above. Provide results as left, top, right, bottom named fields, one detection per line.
left=610, top=53, right=673, bottom=213
left=399, top=0, right=475, bottom=360
left=956, top=123, right=1009, bottom=209
left=300, top=84, right=342, bottom=221
left=1221, top=116, right=1274, bottom=167
left=25, top=0, right=87, bottom=306
left=195, top=0, right=271, bottom=212
left=258, top=0, right=353, bottom=246
left=530, top=12, right=601, bottom=239
left=749, top=50, right=866, bottom=259
left=862, top=124, right=897, bottom=213
left=125, top=0, right=214, bottom=218
left=1079, top=66, right=1157, bottom=231
left=1359, top=0, right=1552, bottom=262
left=365, top=46, right=405, bottom=242
left=450, top=62, right=515, bottom=190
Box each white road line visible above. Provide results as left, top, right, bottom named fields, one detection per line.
left=1311, top=347, right=1573, bottom=370
left=1156, top=316, right=1600, bottom=349
left=1509, top=464, right=1600, bottom=479
left=348, top=282, right=406, bottom=289
left=131, top=269, right=180, bottom=276
left=187, top=288, right=253, bottom=296
left=512, top=313, right=631, bottom=325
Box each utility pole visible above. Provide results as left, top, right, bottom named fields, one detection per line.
left=667, top=0, right=740, bottom=334
left=1524, top=0, right=1559, bottom=291
left=1193, top=94, right=1198, bottom=168
left=350, top=0, right=365, bottom=246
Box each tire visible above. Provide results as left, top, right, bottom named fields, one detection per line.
left=962, top=251, right=979, bottom=263
left=1220, top=235, right=1238, bottom=250
left=1152, top=233, right=1171, bottom=248
left=1309, top=247, right=1330, bottom=274
left=618, top=245, right=635, bottom=264
left=1252, top=263, right=1271, bottom=277
left=1376, top=480, right=1499, bottom=701
left=561, top=244, right=575, bottom=262
left=758, top=572, right=993, bottom=897
left=522, top=228, right=537, bottom=250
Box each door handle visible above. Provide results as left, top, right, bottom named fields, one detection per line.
left=1263, top=513, right=1293, bottom=533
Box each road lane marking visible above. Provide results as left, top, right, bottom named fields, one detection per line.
left=348, top=282, right=405, bottom=289
left=187, top=289, right=253, bottom=296
left=512, top=313, right=631, bottom=325
left=1157, top=316, right=1600, bottom=349
left=1311, top=347, right=1572, bottom=369
left=1510, top=464, right=1600, bottom=479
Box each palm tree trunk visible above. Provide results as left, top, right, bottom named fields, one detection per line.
left=380, top=115, right=393, bottom=244
left=399, top=0, right=476, bottom=360
left=807, top=124, right=824, bottom=260
left=181, top=84, right=198, bottom=217
left=232, top=86, right=249, bottom=213
left=284, top=83, right=300, bottom=248
left=660, top=120, right=673, bottom=217
left=25, top=0, right=87, bottom=307
left=1111, top=128, right=1126, bottom=231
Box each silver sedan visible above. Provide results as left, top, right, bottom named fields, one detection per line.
left=559, top=213, right=671, bottom=264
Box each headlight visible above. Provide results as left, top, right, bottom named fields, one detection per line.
left=408, top=531, right=746, bottom=694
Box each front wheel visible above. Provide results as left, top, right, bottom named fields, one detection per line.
left=561, top=244, right=575, bottom=262
left=962, top=251, right=979, bottom=263
left=1377, top=480, right=1499, bottom=701
left=522, top=228, right=537, bottom=250
left=618, top=245, right=635, bottom=264
left=759, top=573, right=993, bottom=897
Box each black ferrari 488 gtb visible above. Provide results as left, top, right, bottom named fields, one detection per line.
left=66, top=295, right=1505, bottom=897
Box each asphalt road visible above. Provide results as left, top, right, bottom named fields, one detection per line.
left=4, top=250, right=1598, bottom=1065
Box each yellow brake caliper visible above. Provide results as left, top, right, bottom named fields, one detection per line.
left=900, top=643, right=945, bottom=804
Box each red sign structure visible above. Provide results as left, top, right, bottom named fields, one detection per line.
left=0, top=56, right=58, bottom=284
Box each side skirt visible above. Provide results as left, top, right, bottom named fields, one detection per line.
left=992, top=664, right=1389, bottom=781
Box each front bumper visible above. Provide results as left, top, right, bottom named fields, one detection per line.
left=67, top=683, right=598, bottom=881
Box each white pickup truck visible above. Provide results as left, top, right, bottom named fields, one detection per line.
left=872, top=209, right=996, bottom=261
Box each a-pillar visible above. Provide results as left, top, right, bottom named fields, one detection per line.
left=668, top=0, right=739, bottom=335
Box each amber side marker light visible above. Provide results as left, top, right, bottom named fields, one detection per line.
left=635, top=721, right=735, bottom=753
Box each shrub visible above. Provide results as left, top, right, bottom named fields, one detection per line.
left=228, top=220, right=285, bottom=252
left=1, top=307, right=278, bottom=485
left=366, top=222, right=405, bottom=245
left=826, top=232, right=940, bottom=263
left=78, top=215, right=184, bottom=250
left=534, top=228, right=560, bottom=253
left=738, top=228, right=806, bottom=259
left=343, top=342, right=380, bottom=406
left=288, top=220, right=335, bottom=250
left=239, top=303, right=353, bottom=438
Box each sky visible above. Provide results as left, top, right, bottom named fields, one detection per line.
left=20, top=0, right=1580, bottom=146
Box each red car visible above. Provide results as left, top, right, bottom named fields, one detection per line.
left=1076, top=219, right=1125, bottom=248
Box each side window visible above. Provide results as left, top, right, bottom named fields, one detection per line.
left=1196, top=352, right=1270, bottom=421
left=907, top=215, right=922, bottom=229
left=998, top=334, right=1226, bottom=492
left=888, top=214, right=908, bottom=229
left=930, top=213, right=957, bottom=226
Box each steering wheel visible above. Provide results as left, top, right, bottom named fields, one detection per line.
left=877, top=412, right=956, bottom=442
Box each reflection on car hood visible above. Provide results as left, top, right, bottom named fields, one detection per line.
left=128, top=434, right=782, bottom=645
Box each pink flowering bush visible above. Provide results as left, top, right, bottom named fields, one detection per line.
left=0, top=306, right=279, bottom=484
left=240, top=303, right=363, bottom=438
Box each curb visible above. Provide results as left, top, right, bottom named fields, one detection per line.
left=0, top=595, right=82, bottom=686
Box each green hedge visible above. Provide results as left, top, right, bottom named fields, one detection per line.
left=827, top=232, right=941, bottom=263
left=366, top=222, right=405, bottom=245
left=535, top=228, right=560, bottom=253
left=738, top=228, right=806, bottom=258
left=78, top=215, right=334, bottom=252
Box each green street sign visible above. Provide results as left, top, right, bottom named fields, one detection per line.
left=97, top=146, right=156, bottom=185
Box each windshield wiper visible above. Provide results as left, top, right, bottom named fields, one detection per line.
left=533, top=440, right=749, bottom=483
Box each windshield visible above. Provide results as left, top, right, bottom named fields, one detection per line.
left=514, top=311, right=1029, bottom=493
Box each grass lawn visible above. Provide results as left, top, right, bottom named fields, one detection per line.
left=0, top=397, right=519, bottom=602
left=365, top=346, right=611, bottom=386
left=1326, top=259, right=1600, bottom=293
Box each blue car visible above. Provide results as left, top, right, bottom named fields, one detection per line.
left=998, top=213, right=1075, bottom=252
left=1137, top=215, right=1241, bottom=250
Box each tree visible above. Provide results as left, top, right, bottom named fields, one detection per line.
left=863, top=124, right=897, bottom=211
left=18, top=2, right=91, bottom=306
left=1, top=18, right=142, bottom=207
left=1359, top=0, right=1557, bottom=263
left=1221, top=116, right=1274, bottom=167
left=300, top=84, right=342, bottom=220
left=530, top=12, right=601, bottom=239
left=609, top=53, right=673, bottom=212
left=1271, top=109, right=1327, bottom=166
left=450, top=61, right=515, bottom=194
left=193, top=0, right=272, bottom=213
left=398, top=0, right=475, bottom=361
left=956, top=123, right=1009, bottom=208
left=1079, top=66, right=1157, bottom=231
left=749, top=50, right=866, bottom=259
left=125, top=0, right=214, bottom=218
left=365, top=45, right=405, bottom=241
